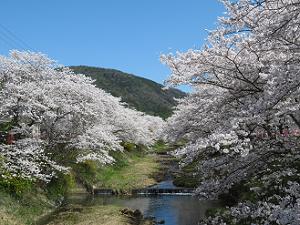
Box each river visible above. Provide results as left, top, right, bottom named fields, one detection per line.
left=40, top=154, right=219, bottom=225
left=63, top=179, right=219, bottom=225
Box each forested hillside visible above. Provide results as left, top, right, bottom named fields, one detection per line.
left=70, top=66, right=186, bottom=119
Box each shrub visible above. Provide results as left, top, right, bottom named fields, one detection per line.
left=46, top=172, right=75, bottom=201
left=0, top=175, right=33, bottom=198
left=72, top=160, right=98, bottom=187
left=122, top=142, right=136, bottom=151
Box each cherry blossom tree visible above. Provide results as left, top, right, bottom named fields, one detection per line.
left=0, top=51, right=164, bottom=182
left=162, top=0, right=300, bottom=223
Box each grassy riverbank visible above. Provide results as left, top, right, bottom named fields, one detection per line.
left=95, top=152, right=160, bottom=192
left=45, top=204, right=130, bottom=225
left=71, top=144, right=161, bottom=193
left=0, top=189, right=54, bottom=225
left=42, top=144, right=162, bottom=225
left=43, top=204, right=155, bottom=225
left=0, top=144, right=162, bottom=225
left=41, top=145, right=161, bottom=225
left=151, top=140, right=199, bottom=188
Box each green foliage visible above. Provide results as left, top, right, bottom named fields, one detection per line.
left=152, top=140, right=170, bottom=154
left=0, top=169, right=53, bottom=224
left=46, top=172, right=75, bottom=200
left=109, top=151, right=130, bottom=168
left=0, top=121, right=13, bottom=144
left=70, top=66, right=186, bottom=119
left=0, top=188, right=54, bottom=225
left=205, top=207, right=227, bottom=218
left=0, top=159, right=33, bottom=198
left=173, top=175, right=199, bottom=188
left=152, top=140, right=186, bottom=155
left=173, top=155, right=201, bottom=188
left=0, top=121, right=13, bottom=132
left=121, top=141, right=136, bottom=151
left=218, top=182, right=251, bottom=207
left=73, top=160, right=98, bottom=187
left=0, top=176, right=33, bottom=198
left=109, top=146, right=146, bottom=168
left=173, top=160, right=199, bottom=188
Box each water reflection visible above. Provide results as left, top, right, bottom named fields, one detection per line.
left=67, top=194, right=218, bottom=225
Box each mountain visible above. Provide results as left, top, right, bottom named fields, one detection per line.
left=69, top=66, right=186, bottom=119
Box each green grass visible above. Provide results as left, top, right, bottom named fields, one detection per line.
left=0, top=144, right=161, bottom=225
left=0, top=164, right=55, bottom=225
left=45, top=204, right=131, bottom=225
left=151, top=141, right=171, bottom=154
left=95, top=150, right=160, bottom=192
left=151, top=140, right=187, bottom=155
left=0, top=189, right=54, bottom=225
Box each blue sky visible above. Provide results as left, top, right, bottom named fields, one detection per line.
left=0, top=0, right=224, bottom=87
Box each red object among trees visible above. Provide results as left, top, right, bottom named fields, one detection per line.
left=7, top=132, right=15, bottom=144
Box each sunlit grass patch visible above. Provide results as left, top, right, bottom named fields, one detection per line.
left=95, top=150, right=160, bottom=192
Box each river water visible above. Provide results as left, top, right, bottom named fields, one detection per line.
left=64, top=180, right=219, bottom=225
left=40, top=156, right=219, bottom=225
left=66, top=193, right=218, bottom=225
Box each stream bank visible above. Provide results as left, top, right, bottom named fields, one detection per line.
left=0, top=143, right=218, bottom=225
left=37, top=145, right=219, bottom=225
left=38, top=203, right=156, bottom=225
left=36, top=148, right=165, bottom=225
